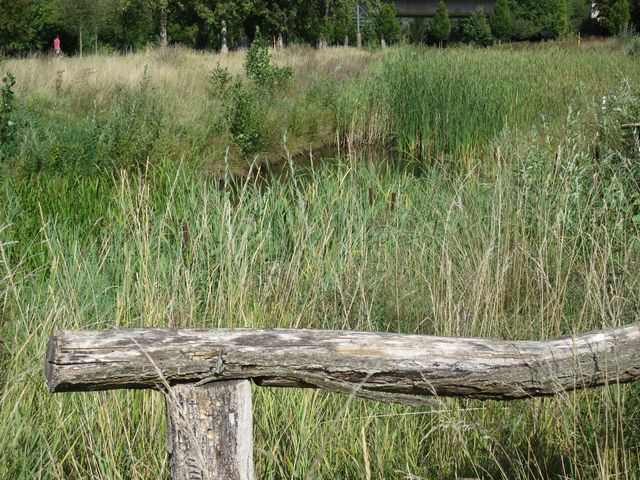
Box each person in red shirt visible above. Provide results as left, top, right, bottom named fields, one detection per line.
left=54, top=36, right=61, bottom=56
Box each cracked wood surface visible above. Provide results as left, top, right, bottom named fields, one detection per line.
left=45, top=323, right=640, bottom=405
left=166, top=380, right=253, bottom=480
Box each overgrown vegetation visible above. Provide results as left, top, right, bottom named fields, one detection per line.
left=0, top=40, right=639, bottom=478
left=244, top=28, right=292, bottom=91
left=0, top=72, right=16, bottom=159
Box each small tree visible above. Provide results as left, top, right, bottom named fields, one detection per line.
left=432, top=0, right=451, bottom=45
left=333, top=6, right=350, bottom=45
left=490, top=0, right=512, bottom=41
left=464, top=9, right=494, bottom=46
left=607, top=0, right=631, bottom=33
left=550, top=0, right=570, bottom=38
left=568, top=0, right=593, bottom=32
left=595, top=0, right=631, bottom=34
left=375, top=3, right=401, bottom=44
left=55, top=0, right=102, bottom=56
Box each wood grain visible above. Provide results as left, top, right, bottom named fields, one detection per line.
left=166, top=380, right=253, bottom=480
left=45, top=323, right=640, bottom=404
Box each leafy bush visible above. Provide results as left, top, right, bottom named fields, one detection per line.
left=244, top=27, right=292, bottom=91
left=0, top=73, right=16, bottom=157
left=94, top=72, right=163, bottom=172
left=225, top=79, right=267, bottom=155
left=209, top=62, right=233, bottom=100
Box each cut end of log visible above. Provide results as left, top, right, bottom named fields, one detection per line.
left=44, top=333, right=57, bottom=392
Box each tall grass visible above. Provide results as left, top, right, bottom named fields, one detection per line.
left=1, top=40, right=639, bottom=478
left=4, top=40, right=640, bottom=176
left=338, top=43, right=640, bottom=167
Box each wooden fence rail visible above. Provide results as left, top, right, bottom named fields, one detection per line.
left=45, top=323, right=640, bottom=479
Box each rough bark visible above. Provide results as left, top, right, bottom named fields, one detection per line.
left=166, top=380, right=253, bottom=480
left=220, top=20, right=228, bottom=55
left=79, top=25, right=83, bottom=58
left=45, top=323, right=640, bottom=405
left=160, top=4, right=168, bottom=48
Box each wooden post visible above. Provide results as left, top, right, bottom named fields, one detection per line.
left=165, top=380, right=254, bottom=480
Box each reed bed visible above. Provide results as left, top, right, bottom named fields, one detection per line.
left=1, top=39, right=639, bottom=478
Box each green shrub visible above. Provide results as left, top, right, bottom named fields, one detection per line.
left=244, top=27, right=292, bottom=92
left=94, top=72, right=163, bottom=172
left=0, top=72, right=16, bottom=157
left=226, top=79, right=267, bottom=155
left=209, top=62, right=233, bottom=100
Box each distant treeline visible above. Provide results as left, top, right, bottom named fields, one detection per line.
left=0, top=0, right=638, bottom=55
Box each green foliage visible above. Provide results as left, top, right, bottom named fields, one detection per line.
left=568, top=0, right=592, bottom=31
left=464, top=9, right=494, bottom=46
left=1, top=44, right=640, bottom=480
left=607, top=0, right=631, bottom=34
left=225, top=79, right=267, bottom=155
left=54, top=0, right=110, bottom=55
left=374, top=2, right=401, bottom=43
left=332, top=6, right=350, bottom=44
left=509, top=0, right=573, bottom=39
left=93, top=73, right=163, bottom=172
left=11, top=72, right=164, bottom=176
left=551, top=0, right=571, bottom=38
left=0, top=0, right=56, bottom=55
left=244, top=27, right=292, bottom=91
left=0, top=72, right=17, bottom=158
left=490, top=0, right=513, bottom=40
left=630, top=36, right=640, bottom=55
left=407, top=18, right=428, bottom=43
left=209, top=62, right=233, bottom=99
left=603, top=0, right=632, bottom=34
left=432, top=1, right=451, bottom=45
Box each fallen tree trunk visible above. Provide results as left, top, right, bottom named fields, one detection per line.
left=45, top=323, right=640, bottom=405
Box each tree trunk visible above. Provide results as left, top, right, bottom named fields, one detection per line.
left=79, top=25, right=83, bottom=58
left=160, top=5, right=168, bottom=49
left=220, top=20, right=228, bottom=54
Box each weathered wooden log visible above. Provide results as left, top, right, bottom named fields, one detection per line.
left=621, top=122, right=640, bottom=129
left=45, top=323, right=640, bottom=404
left=166, top=380, right=253, bottom=480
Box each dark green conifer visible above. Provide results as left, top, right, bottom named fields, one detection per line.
left=490, top=0, right=513, bottom=41
left=432, top=0, right=451, bottom=46
left=464, top=9, right=494, bottom=46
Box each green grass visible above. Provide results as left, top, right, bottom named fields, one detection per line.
left=1, top=39, right=639, bottom=478
left=338, top=42, right=640, bottom=169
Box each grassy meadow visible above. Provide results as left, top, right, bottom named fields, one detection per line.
left=1, top=38, right=640, bottom=479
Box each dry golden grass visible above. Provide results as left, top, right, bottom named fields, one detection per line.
left=4, top=44, right=374, bottom=100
